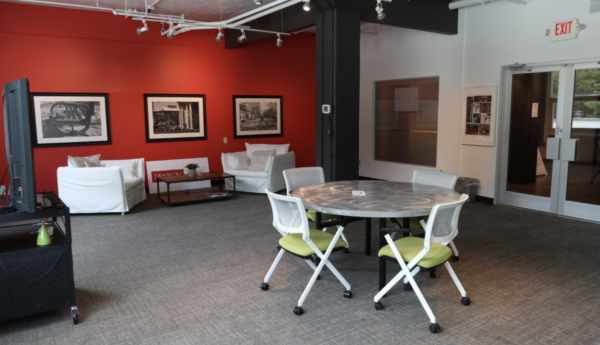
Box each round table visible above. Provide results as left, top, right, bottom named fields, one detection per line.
left=292, top=180, right=461, bottom=219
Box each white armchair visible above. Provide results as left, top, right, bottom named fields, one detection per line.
left=221, top=148, right=295, bottom=194
left=57, top=158, right=147, bottom=214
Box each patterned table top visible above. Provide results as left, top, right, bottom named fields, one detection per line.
left=292, top=180, right=461, bottom=218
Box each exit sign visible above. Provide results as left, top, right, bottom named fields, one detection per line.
left=548, top=19, right=581, bottom=42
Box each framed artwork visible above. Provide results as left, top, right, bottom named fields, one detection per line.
left=233, top=95, right=283, bottom=138
left=144, top=94, right=207, bottom=143
left=30, top=93, right=111, bottom=147
left=461, top=86, right=497, bottom=146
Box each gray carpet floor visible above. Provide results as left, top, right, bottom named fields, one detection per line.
left=1, top=192, right=600, bottom=344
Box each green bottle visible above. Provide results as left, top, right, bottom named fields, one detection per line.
left=37, top=219, right=51, bottom=246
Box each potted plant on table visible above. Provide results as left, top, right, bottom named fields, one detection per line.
left=185, top=163, right=199, bottom=178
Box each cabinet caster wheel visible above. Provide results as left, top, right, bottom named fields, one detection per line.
left=461, top=297, right=471, bottom=306
left=374, top=302, right=383, bottom=311
left=293, top=306, right=303, bottom=316
left=71, top=308, right=79, bottom=325
left=429, top=323, right=441, bottom=333
left=429, top=269, right=436, bottom=279
left=404, top=283, right=412, bottom=291
left=343, top=248, right=350, bottom=254
left=343, top=290, right=352, bottom=298
left=260, top=283, right=269, bottom=291
left=451, top=255, right=459, bottom=262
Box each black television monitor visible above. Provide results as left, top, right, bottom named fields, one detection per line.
left=2, top=78, right=36, bottom=213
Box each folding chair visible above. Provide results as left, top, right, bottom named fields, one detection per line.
left=390, top=169, right=460, bottom=262
left=283, top=167, right=350, bottom=252
left=374, top=194, right=470, bottom=333
left=261, top=189, right=352, bottom=316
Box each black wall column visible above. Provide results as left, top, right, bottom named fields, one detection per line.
left=315, top=6, right=361, bottom=182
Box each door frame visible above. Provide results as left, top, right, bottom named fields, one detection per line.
left=495, top=57, right=600, bottom=218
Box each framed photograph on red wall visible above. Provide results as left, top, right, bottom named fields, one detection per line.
left=233, top=95, right=283, bottom=138
left=30, top=93, right=111, bottom=147
left=144, top=94, right=207, bottom=143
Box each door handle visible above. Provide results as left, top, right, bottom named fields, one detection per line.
left=547, top=137, right=561, bottom=160
left=562, top=138, right=579, bottom=162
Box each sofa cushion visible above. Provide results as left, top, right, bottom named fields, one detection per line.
left=124, top=177, right=144, bottom=190
left=102, top=159, right=139, bottom=180
left=248, top=151, right=273, bottom=171
left=224, top=169, right=269, bottom=178
left=68, top=154, right=101, bottom=168
left=227, top=154, right=251, bottom=170
left=245, top=143, right=289, bottom=158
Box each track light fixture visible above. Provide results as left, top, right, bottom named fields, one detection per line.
left=238, top=29, right=246, bottom=43
left=302, top=0, right=311, bottom=11
left=375, top=0, right=385, bottom=20
left=216, top=28, right=223, bottom=42
left=276, top=33, right=282, bottom=47
left=137, top=20, right=148, bottom=35
left=166, top=23, right=175, bottom=39
left=254, top=0, right=263, bottom=4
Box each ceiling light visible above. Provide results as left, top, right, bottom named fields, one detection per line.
left=112, top=8, right=117, bottom=15
left=276, top=34, right=282, bottom=47
left=137, top=20, right=148, bottom=35
left=238, top=29, right=246, bottom=42
left=254, top=0, right=263, bottom=4
left=167, top=24, right=175, bottom=39
left=216, top=29, right=223, bottom=42
left=302, top=0, right=311, bottom=11
left=375, top=0, right=385, bottom=20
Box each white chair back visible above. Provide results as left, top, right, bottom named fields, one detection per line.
left=283, top=167, right=325, bottom=196
left=413, top=169, right=458, bottom=190
left=266, top=189, right=310, bottom=240
left=422, top=194, right=468, bottom=246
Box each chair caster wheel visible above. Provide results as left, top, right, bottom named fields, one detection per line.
left=260, top=283, right=269, bottom=291
left=293, top=306, right=303, bottom=315
left=343, top=290, right=352, bottom=298
left=429, top=323, right=441, bottom=333
left=343, top=248, right=350, bottom=254
left=429, top=269, right=436, bottom=279
left=404, top=283, right=412, bottom=291
left=451, top=255, right=459, bottom=262
left=374, top=302, right=383, bottom=311
left=461, top=297, right=471, bottom=306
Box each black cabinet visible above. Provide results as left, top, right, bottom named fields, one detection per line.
left=0, top=192, right=78, bottom=324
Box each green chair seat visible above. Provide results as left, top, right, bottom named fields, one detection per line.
left=279, top=229, right=348, bottom=257
left=394, top=216, right=428, bottom=229
left=378, top=236, right=452, bottom=268
left=307, top=210, right=340, bottom=223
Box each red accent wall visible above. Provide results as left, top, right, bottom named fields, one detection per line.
left=0, top=2, right=316, bottom=193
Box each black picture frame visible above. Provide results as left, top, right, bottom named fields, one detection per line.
left=144, top=94, right=207, bottom=143
left=30, top=93, right=111, bottom=147
left=233, top=95, right=283, bottom=138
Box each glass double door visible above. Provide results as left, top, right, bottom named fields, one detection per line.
left=499, top=61, right=600, bottom=222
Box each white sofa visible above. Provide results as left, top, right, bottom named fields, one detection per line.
left=221, top=144, right=295, bottom=193
left=57, top=157, right=146, bottom=214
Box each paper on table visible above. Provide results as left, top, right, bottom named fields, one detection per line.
left=352, top=190, right=366, bottom=196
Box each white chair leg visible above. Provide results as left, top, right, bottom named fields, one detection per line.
left=403, top=266, right=420, bottom=285
left=305, top=259, right=317, bottom=271
left=374, top=268, right=408, bottom=302
left=405, top=271, right=437, bottom=324
left=449, top=240, right=459, bottom=257
left=297, top=225, right=348, bottom=308
left=121, top=212, right=125, bottom=216
left=444, top=262, right=466, bottom=297
left=263, top=249, right=285, bottom=283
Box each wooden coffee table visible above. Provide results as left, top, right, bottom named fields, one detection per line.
left=156, top=172, right=236, bottom=206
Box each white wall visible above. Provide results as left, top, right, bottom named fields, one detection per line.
left=360, top=0, right=600, bottom=198
left=359, top=12, right=465, bottom=183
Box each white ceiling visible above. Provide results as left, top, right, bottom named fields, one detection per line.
left=4, top=0, right=297, bottom=23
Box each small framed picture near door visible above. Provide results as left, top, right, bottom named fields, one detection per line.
left=233, top=95, right=283, bottom=138
left=461, top=86, right=497, bottom=146
left=30, top=93, right=111, bottom=147
left=144, top=94, right=207, bottom=143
